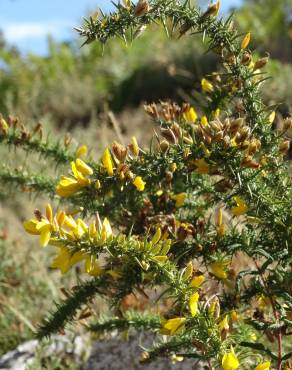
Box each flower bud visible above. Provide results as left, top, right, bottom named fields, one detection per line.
left=161, top=128, right=177, bottom=144
left=241, top=51, right=252, bottom=65
left=280, top=140, right=290, bottom=154
left=112, top=141, right=127, bottom=163
left=254, top=56, right=269, bottom=70
left=134, top=0, right=150, bottom=17
left=160, top=140, right=170, bottom=152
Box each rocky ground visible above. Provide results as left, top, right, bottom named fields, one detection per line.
left=0, top=334, right=200, bottom=370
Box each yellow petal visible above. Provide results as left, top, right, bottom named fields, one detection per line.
left=130, top=136, right=140, bottom=157
left=222, top=351, right=239, bottom=370
left=193, top=158, right=209, bottom=174
left=189, top=292, right=200, bottom=317
left=171, top=192, right=187, bottom=207
left=76, top=145, right=88, bottom=157
left=210, top=261, right=229, bottom=280
left=23, top=219, right=39, bottom=235
left=40, top=230, right=51, bottom=247
left=201, top=78, right=214, bottom=93
left=133, top=176, right=146, bottom=192
left=162, top=317, right=186, bottom=335
left=102, top=148, right=114, bottom=176
left=201, top=115, right=208, bottom=126
left=75, top=158, right=93, bottom=176
left=254, top=362, right=270, bottom=370
left=183, top=107, right=197, bottom=123
left=241, top=32, right=251, bottom=49
left=56, top=176, right=81, bottom=197
left=51, top=247, right=71, bottom=274
left=218, top=315, right=229, bottom=331
left=46, top=204, right=53, bottom=223
left=231, top=196, right=248, bottom=216
left=189, top=275, right=205, bottom=288
left=151, top=227, right=161, bottom=245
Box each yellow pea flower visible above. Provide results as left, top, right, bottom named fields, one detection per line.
left=222, top=351, right=240, bottom=370
left=129, top=136, right=140, bottom=157
left=76, top=145, right=88, bottom=157
left=184, top=107, right=198, bottom=123
left=268, top=111, right=276, bottom=124
left=231, top=196, right=248, bottom=216
left=56, top=176, right=82, bottom=197
left=218, top=315, right=229, bottom=331
left=84, top=256, right=103, bottom=276
left=201, top=78, right=214, bottom=93
left=75, top=158, right=93, bottom=176
left=189, top=292, right=200, bottom=317
left=161, top=317, right=186, bottom=336
left=189, top=275, right=205, bottom=288
left=241, top=32, right=251, bottom=50
left=193, top=158, right=209, bottom=174
left=102, top=147, right=114, bottom=176
left=201, top=115, right=208, bottom=126
left=51, top=247, right=84, bottom=274
left=100, top=217, right=113, bottom=243
left=210, top=260, right=230, bottom=280
left=171, top=192, right=187, bottom=207
left=133, top=176, right=146, bottom=191
left=23, top=203, right=55, bottom=247
left=254, top=362, right=271, bottom=370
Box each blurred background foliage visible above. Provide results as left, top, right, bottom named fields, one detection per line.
left=0, top=0, right=291, bottom=360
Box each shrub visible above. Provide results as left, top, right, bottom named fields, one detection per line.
left=1, top=1, right=292, bottom=369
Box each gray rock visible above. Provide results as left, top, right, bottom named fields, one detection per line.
left=85, top=334, right=200, bottom=370
left=0, top=335, right=87, bottom=370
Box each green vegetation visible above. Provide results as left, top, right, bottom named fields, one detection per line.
left=0, top=0, right=291, bottom=368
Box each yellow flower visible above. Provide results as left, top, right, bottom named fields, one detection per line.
left=193, top=158, right=209, bottom=174
left=216, top=207, right=225, bottom=237
left=189, top=292, right=200, bottom=317
left=254, top=362, right=271, bottom=370
left=75, top=158, right=93, bottom=176
left=23, top=204, right=55, bottom=247
left=201, top=78, right=214, bottom=93
left=56, top=176, right=82, bottom=197
left=84, top=256, right=103, bottom=276
left=231, top=196, right=248, bottom=216
left=241, top=32, right=251, bottom=49
left=231, top=310, right=239, bottom=321
left=133, top=176, right=146, bottom=191
left=210, top=260, right=230, bottom=280
left=222, top=351, right=240, bottom=370
left=76, top=145, right=88, bottom=157
left=129, top=136, right=140, bottom=157
left=201, top=115, right=208, bottom=126
left=171, top=192, right=187, bottom=207
left=102, top=147, right=114, bottom=176
left=268, top=111, right=276, bottom=124
left=213, top=108, right=220, bottom=119
left=218, top=315, right=229, bottom=331
left=51, top=247, right=84, bottom=274
left=189, top=275, right=205, bottom=288
left=184, top=107, right=198, bottom=123
left=56, top=160, right=92, bottom=197
left=161, top=317, right=186, bottom=336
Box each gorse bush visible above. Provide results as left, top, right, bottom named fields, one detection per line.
left=0, top=1, right=292, bottom=369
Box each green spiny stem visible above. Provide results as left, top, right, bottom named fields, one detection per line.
left=36, top=276, right=110, bottom=339
left=88, top=313, right=161, bottom=333
left=0, top=167, right=57, bottom=197
left=0, top=130, right=75, bottom=165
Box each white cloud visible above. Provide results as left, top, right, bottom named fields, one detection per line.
left=2, top=21, right=72, bottom=42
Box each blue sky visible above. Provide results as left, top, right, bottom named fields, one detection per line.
left=0, top=0, right=242, bottom=55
